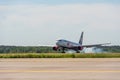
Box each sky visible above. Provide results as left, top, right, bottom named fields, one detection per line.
left=0, top=0, right=120, bottom=46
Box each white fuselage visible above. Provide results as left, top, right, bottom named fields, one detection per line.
left=56, top=39, right=81, bottom=48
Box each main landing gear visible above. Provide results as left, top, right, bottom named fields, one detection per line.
left=62, top=47, right=65, bottom=53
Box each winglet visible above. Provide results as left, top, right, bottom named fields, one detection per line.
left=79, top=32, right=84, bottom=45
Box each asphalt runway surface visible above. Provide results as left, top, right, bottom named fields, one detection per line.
left=0, top=58, right=120, bottom=80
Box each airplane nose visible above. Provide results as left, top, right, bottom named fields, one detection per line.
left=56, top=41, right=60, bottom=45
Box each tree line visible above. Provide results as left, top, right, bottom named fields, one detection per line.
left=0, top=45, right=120, bottom=53
left=98, top=46, right=120, bottom=53
left=0, top=46, right=57, bottom=53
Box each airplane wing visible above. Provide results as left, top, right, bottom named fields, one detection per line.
left=82, top=43, right=110, bottom=48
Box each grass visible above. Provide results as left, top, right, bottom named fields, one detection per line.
left=0, top=53, right=120, bottom=58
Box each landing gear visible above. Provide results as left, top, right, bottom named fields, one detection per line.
left=62, top=48, right=65, bottom=53
left=58, top=47, right=65, bottom=53
left=76, top=50, right=80, bottom=53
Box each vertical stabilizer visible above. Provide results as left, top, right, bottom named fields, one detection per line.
left=79, top=32, right=84, bottom=45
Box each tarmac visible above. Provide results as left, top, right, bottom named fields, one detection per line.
left=0, top=58, right=120, bottom=80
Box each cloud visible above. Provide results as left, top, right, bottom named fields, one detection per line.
left=0, top=3, right=120, bottom=46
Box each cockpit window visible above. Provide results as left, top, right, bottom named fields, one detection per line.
left=58, top=39, right=66, bottom=42
left=58, top=40, right=62, bottom=42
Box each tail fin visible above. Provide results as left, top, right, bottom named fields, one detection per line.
left=79, top=32, right=84, bottom=45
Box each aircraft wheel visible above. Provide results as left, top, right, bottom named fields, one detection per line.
left=76, top=51, right=80, bottom=53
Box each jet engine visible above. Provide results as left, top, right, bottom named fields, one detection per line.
left=78, top=46, right=83, bottom=50
left=53, top=46, right=58, bottom=51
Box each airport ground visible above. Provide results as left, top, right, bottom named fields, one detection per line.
left=0, top=58, right=120, bottom=80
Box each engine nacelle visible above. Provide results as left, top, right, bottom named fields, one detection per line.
left=53, top=46, right=58, bottom=51
left=78, top=46, right=83, bottom=50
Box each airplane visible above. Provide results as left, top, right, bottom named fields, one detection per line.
left=53, top=32, right=110, bottom=53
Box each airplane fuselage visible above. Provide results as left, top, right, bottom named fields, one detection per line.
left=53, top=39, right=83, bottom=53
left=56, top=39, right=81, bottom=48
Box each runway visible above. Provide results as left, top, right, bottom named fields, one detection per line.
left=0, top=58, right=120, bottom=80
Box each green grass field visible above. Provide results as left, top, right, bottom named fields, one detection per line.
left=0, top=53, right=120, bottom=58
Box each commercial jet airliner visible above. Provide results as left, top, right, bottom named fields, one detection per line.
left=53, top=32, right=110, bottom=53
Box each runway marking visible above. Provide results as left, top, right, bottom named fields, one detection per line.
left=0, top=70, right=120, bottom=73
